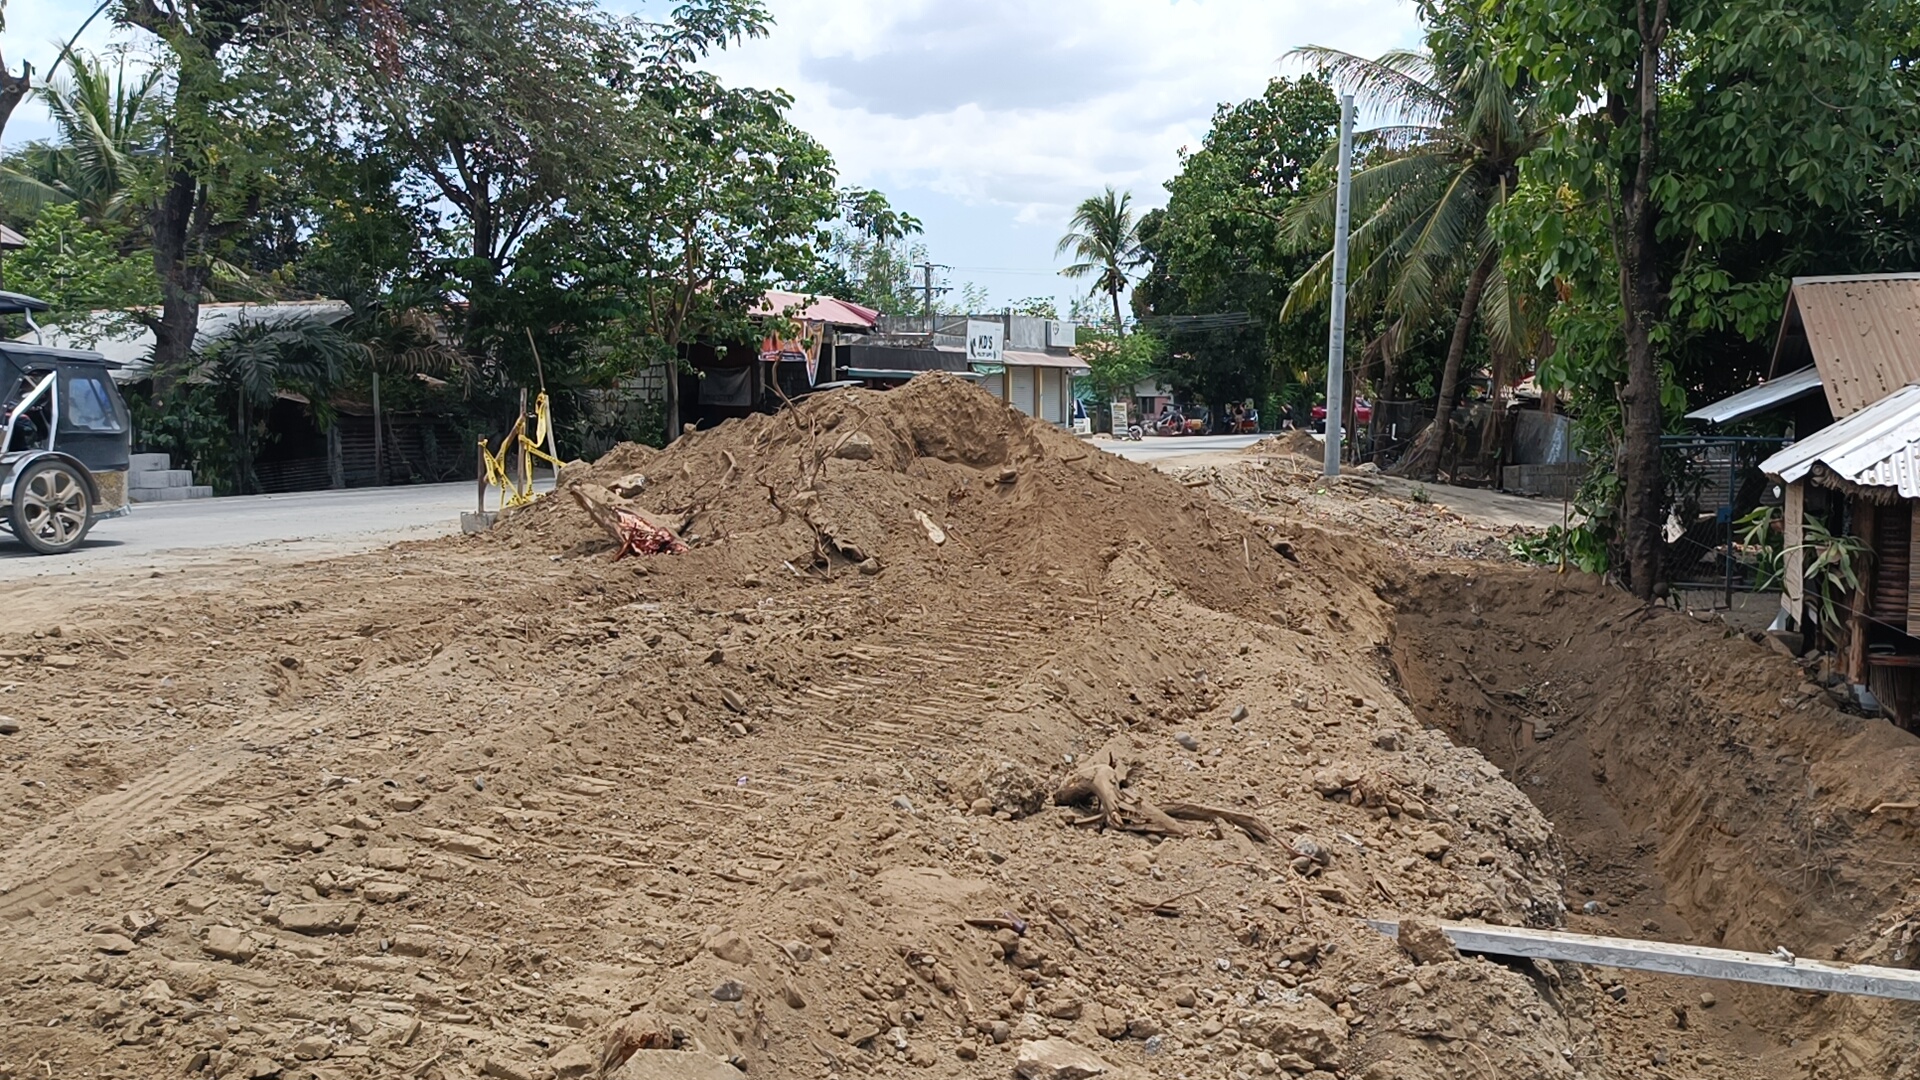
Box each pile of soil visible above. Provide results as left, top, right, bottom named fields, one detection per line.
left=0, top=374, right=1914, bottom=1080
left=1243, top=430, right=1324, bottom=459
left=1169, top=453, right=1523, bottom=564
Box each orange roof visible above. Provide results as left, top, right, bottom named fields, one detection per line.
left=1772, top=274, right=1920, bottom=418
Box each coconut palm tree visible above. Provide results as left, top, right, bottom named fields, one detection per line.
left=1057, top=187, right=1145, bottom=337
left=0, top=49, right=163, bottom=225
left=1279, top=42, right=1549, bottom=480
left=192, top=317, right=366, bottom=494
left=339, top=285, right=470, bottom=486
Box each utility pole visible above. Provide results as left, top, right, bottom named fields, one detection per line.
left=915, top=261, right=949, bottom=336
left=1323, top=93, right=1355, bottom=479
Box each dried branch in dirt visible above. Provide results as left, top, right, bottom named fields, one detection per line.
left=1054, top=745, right=1189, bottom=838
left=1163, top=801, right=1275, bottom=843
left=1133, top=886, right=1205, bottom=917
left=569, top=484, right=689, bottom=558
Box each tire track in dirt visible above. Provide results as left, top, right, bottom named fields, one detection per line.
left=0, top=728, right=272, bottom=920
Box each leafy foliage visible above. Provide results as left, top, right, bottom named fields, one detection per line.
left=1283, top=23, right=1552, bottom=479
left=1, top=50, right=163, bottom=225
left=4, top=203, right=158, bottom=334
left=1132, top=76, right=1339, bottom=414
left=1072, top=328, right=1165, bottom=425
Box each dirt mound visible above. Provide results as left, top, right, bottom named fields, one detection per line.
left=493, top=374, right=1311, bottom=623
left=6, top=373, right=1899, bottom=1080
left=1244, top=428, right=1324, bottom=459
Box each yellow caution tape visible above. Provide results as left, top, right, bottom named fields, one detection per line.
left=480, top=392, right=564, bottom=510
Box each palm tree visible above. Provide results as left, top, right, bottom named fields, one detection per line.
left=339, top=286, right=470, bottom=486
left=192, top=317, right=366, bottom=494
left=0, top=50, right=163, bottom=226
left=1279, top=43, right=1549, bottom=480
left=1057, top=187, right=1145, bottom=337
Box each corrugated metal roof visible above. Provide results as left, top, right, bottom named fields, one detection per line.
left=17, top=299, right=352, bottom=382
left=1774, top=274, right=1920, bottom=418
left=1685, top=365, right=1823, bottom=424
left=1761, top=383, right=1920, bottom=496
left=0, top=224, right=25, bottom=249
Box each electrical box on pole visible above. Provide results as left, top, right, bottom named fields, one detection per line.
left=1324, top=94, right=1354, bottom=478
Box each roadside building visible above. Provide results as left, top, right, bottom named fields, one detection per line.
left=1722, top=274, right=1920, bottom=725
left=853, top=313, right=1085, bottom=426
left=1762, top=386, right=1920, bottom=727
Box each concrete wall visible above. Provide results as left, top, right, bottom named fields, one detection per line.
left=1501, top=463, right=1588, bottom=500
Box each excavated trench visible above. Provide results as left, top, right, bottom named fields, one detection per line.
left=1381, top=566, right=1920, bottom=1079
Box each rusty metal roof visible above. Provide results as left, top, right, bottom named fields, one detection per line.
left=1762, top=383, right=1920, bottom=496
left=1772, top=274, right=1920, bottom=418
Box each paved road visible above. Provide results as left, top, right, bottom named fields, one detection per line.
left=1098, top=432, right=1271, bottom=462
left=0, top=480, right=517, bottom=581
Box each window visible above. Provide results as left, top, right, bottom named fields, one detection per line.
left=60, top=372, right=126, bottom=434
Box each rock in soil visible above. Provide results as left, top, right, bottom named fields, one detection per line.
left=1015, top=1038, right=1113, bottom=1080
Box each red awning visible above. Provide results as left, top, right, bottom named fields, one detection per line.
left=754, top=290, right=880, bottom=329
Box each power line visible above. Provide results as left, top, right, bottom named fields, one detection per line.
left=1135, top=312, right=1254, bottom=331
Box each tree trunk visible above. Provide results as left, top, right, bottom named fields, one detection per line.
left=0, top=50, right=29, bottom=149
left=327, top=423, right=344, bottom=489
left=235, top=395, right=251, bottom=496
left=1619, top=0, right=1671, bottom=601
left=1393, top=249, right=1497, bottom=481
left=148, top=168, right=210, bottom=402
left=1111, top=287, right=1125, bottom=340
left=663, top=358, right=682, bottom=443
left=372, top=367, right=385, bottom=485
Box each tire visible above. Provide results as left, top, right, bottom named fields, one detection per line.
left=10, top=459, right=93, bottom=555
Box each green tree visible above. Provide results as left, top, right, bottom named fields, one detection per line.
left=1073, top=328, right=1163, bottom=429
left=1496, top=0, right=1920, bottom=596
left=1010, top=296, right=1059, bottom=319
left=1132, top=75, right=1340, bottom=417
left=186, top=316, right=364, bottom=494
left=1, top=50, right=163, bottom=226
left=4, top=202, right=159, bottom=331
left=1281, top=28, right=1551, bottom=480
left=1057, top=186, right=1145, bottom=338
left=804, top=187, right=925, bottom=315
left=515, top=73, right=838, bottom=440
left=118, top=0, right=338, bottom=399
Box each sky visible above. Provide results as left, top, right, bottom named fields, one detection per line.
left=4, top=0, right=1423, bottom=318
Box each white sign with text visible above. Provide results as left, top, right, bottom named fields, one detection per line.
left=965, top=320, right=1004, bottom=364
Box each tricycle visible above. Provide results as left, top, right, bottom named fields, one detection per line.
left=2, top=292, right=133, bottom=554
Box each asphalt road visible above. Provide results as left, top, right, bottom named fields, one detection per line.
left=1099, top=432, right=1271, bottom=462
left=0, top=480, right=513, bottom=581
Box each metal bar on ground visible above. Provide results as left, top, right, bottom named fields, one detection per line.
left=1365, top=919, right=1920, bottom=1002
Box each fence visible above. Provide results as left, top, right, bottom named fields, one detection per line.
left=1661, top=434, right=1793, bottom=606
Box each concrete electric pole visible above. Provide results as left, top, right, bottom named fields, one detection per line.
left=1323, top=93, right=1354, bottom=479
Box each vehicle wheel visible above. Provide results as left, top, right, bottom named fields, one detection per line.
left=10, top=459, right=92, bottom=555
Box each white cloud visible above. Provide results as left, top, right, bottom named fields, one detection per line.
left=701, top=0, right=1422, bottom=226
